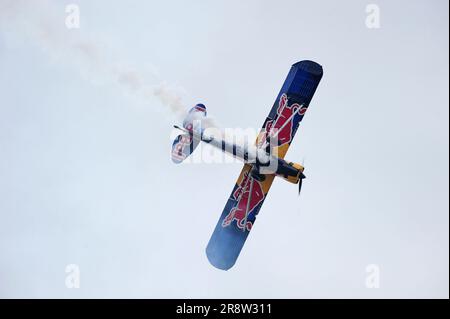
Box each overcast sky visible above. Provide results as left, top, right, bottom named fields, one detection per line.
left=0, top=0, right=448, bottom=298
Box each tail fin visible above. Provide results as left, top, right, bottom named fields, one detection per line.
left=171, top=104, right=207, bottom=164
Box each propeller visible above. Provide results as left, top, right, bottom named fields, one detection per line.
left=298, top=157, right=306, bottom=196
left=298, top=171, right=306, bottom=196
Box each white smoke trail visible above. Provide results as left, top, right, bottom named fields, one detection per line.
left=0, top=0, right=203, bottom=123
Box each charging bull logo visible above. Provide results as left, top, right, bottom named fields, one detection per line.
left=262, top=93, right=308, bottom=147
left=222, top=171, right=264, bottom=231
left=171, top=133, right=192, bottom=163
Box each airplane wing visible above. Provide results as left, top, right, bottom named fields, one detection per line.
left=206, top=60, right=323, bottom=270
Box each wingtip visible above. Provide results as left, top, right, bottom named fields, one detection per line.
left=292, top=60, right=323, bottom=76
left=205, top=247, right=235, bottom=271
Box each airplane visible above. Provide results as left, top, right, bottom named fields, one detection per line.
left=171, top=60, right=323, bottom=270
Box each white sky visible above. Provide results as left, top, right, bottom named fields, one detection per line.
left=0, top=0, right=448, bottom=298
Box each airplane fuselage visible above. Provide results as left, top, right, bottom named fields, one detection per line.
left=174, top=125, right=305, bottom=184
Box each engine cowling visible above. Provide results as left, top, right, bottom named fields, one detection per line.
left=251, top=155, right=305, bottom=184
left=274, top=160, right=305, bottom=184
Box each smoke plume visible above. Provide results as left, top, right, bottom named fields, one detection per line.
left=0, top=0, right=198, bottom=122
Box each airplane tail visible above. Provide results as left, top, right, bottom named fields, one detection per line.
left=171, top=104, right=207, bottom=163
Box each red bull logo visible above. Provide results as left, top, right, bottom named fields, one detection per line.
left=262, top=93, right=307, bottom=147
left=222, top=171, right=264, bottom=231
left=171, top=133, right=192, bottom=163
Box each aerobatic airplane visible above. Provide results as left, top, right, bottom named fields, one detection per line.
left=171, top=60, right=323, bottom=270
